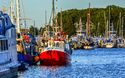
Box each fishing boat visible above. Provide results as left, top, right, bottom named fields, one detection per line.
left=17, top=33, right=40, bottom=65
left=15, top=0, right=39, bottom=65
left=83, top=38, right=95, bottom=50
left=116, top=38, right=124, bottom=48
left=83, top=43, right=95, bottom=49
left=0, top=11, right=20, bottom=78
left=105, top=38, right=114, bottom=48
left=39, top=0, right=72, bottom=65
left=40, top=37, right=72, bottom=65
left=106, top=42, right=114, bottom=48
left=82, top=3, right=94, bottom=50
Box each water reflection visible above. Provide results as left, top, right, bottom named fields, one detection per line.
left=18, top=48, right=125, bottom=78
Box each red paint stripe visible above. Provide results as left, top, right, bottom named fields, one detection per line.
left=40, top=50, right=71, bottom=65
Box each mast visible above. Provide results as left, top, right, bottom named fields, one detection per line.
left=45, top=11, right=47, bottom=26
left=45, top=11, right=47, bottom=32
left=104, top=11, right=107, bottom=37
left=88, top=3, right=90, bottom=37
left=80, top=18, right=82, bottom=36
left=52, top=0, right=55, bottom=36
left=97, top=22, right=100, bottom=37
left=20, top=0, right=27, bottom=32
left=107, top=20, right=108, bottom=38
left=33, top=21, right=36, bottom=37
left=61, top=8, right=62, bottom=31
left=109, top=7, right=110, bottom=37
left=86, top=14, right=88, bottom=37
left=16, top=0, right=20, bottom=33
left=119, top=12, right=121, bottom=37
left=122, top=17, right=123, bottom=38
left=10, top=0, right=14, bottom=23
left=55, top=5, right=58, bottom=33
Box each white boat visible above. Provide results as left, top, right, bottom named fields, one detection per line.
left=106, top=42, right=114, bottom=48
left=0, top=11, right=20, bottom=78
left=39, top=38, right=72, bottom=65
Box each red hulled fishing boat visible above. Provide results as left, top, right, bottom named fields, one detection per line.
left=39, top=38, right=72, bottom=65
left=39, top=0, right=72, bottom=65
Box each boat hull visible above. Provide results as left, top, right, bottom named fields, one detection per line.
left=18, top=54, right=38, bottom=65
left=40, top=50, right=71, bottom=65
left=0, top=67, right=18, bottom=78
left=106, top=45, right=113, bottom=48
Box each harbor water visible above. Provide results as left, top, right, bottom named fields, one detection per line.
left=18, top=48, right=125, bottom=78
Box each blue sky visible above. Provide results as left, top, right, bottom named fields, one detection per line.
left=0, top=0, right=125, bottom=29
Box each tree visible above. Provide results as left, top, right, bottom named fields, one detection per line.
left=57, top=5, right=125, bottom=37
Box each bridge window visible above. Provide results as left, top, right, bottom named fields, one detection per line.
left=16, top=33, right=21, bottom=39
left=0, top=39, right=8, bottom=51
left=5, top=18, right=8, bottom=25
left=0, top=20, right=2, bottom=27
left=3, top=40, right=5, bottom=50
left=5, top=40, right=8, bottom=50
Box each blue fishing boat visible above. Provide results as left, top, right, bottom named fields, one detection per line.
left=15, top=0, right=40, bottom=65
left=17, top=33, right=40, bottom=65
left=0, top=11, right=20, bottom=78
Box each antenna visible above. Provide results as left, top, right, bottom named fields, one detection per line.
left=0, top=5, right=8, bottom=13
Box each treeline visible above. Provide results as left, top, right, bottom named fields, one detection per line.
left=57, top=5, right=125, bottom=37
left=27, top=5, right=125, bottom=37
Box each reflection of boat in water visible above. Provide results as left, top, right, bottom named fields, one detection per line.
left=84, top=45, right=95, bottom=50
left=40, top=38, right=72, bottom=65
left=0, top=11, right=20, bottom=78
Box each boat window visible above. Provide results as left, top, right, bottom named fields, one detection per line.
left=1, top=40, right=3, bottom=51
left=59, top=43, right=65, bottom=49
left=55, top=42, right=60, bottom=47
left=17, top=41, right=21, bottom=46
left=3, top=40, right=5, bottom=50
left=65, top=43, right=70, bottom=51
left=5, top=18, right=8, bottom=25
left=16, top=33, right=20, bottom=39
left=6, top=40, right=8, bottom=50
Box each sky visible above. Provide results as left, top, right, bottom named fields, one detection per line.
left=0, top=0, right=125, bottom=29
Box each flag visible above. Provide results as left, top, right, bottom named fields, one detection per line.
left=88, top=13, right=90, bottom=16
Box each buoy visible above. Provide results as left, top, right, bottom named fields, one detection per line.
left=88, top=43, right=89, bottom=45
left=34, top=56, right=40, bottom=63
